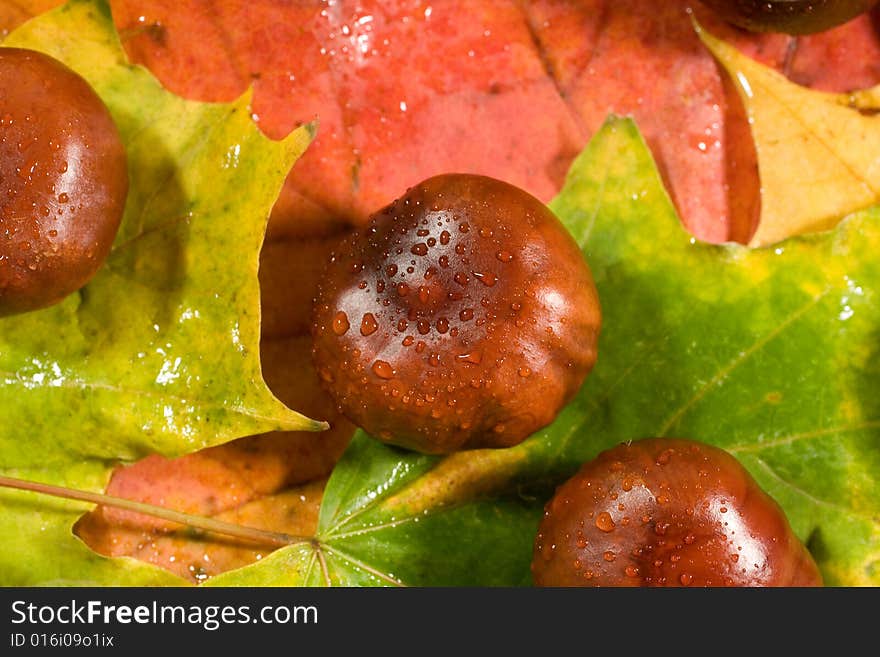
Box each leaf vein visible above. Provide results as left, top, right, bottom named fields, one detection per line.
left=657, top=290, right=829, bottom=435
left=321, top=545, right=405, bottom=587
left=728, top=420, right=880, bottom=454
left=749, top=456, right=860, bottom=519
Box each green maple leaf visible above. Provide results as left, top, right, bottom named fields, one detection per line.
left=212, top=117, right=880, bottom=587
left=0, top=0, right=322, bottom=585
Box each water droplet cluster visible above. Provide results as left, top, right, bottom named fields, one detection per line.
left=532, top=438, right=822, bottom=587
left=312, top=173, right=601, bottom=453
left=0, top=48, right=127, bottom=315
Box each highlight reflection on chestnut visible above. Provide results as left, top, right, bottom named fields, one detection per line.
left=312, top=174, right=601, bottom=454
left=532, top=438, right=822, bottom=587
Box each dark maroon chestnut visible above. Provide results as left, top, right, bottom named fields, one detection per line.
left=0, top=48, right=127, bottom=316
left=698, top=0, right=878, bottom=35
left=532, top=438, right=822, bottom=587
left=312, top=174, right=601, bottom=454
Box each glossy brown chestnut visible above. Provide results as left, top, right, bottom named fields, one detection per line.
left=312, top=174, right=601, bottom=454
left=698, top=0, right=878, bottom=35
left=532, top=438, right=822, bottom=587
left=0, top=48, right=128, bottom=316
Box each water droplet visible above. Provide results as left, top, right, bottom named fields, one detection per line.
left=456, top=351, right=482, bottom=364
left=417, top=319, right=430, bottom=335
left=684, top=533, right=696, bottom=545
left=655, top=448, right=674, bottom=465
left=621, top=478, right=633, bottom=491
left=495, top=250, right=513, bottom=263
left=459, top=308, right=474, bottom=321
left=472, top=271, right=498, bottom=287
left=603, top=551, right=616, bottom=562
left=397, top=282, right=410, bottom=296
left=428, top=353, right=441, bottom=367
left=329, top=312, right=349, bottom=339
left=453, top=272, right=469, bottom=286
left=333, top=310, right=349, bottom=335
left=625, top=565, right=640, bottom=578
left=436, top=317, right=449, bottom=333
left=518, top=366, right=531, bottom=378
left=57, top=192, right=69, bottom=203
left=411, top=242, right=428, bottom=256
left=372, top=360, right=394, bottom=379
left=386, top=264, right=398, bottom=277
left=595, top=512, right=616, bottom=533
left=679, top=573, right=693, bottom=586
left=440, top=230, right=451, bottom=245
left=402, top=335, right=414, bottom=346
left=360, top=313, right=378, bottom=336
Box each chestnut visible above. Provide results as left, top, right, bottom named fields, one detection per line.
left=698, top=0, right=878, bottom=35
left=532, top=438, right=822, bottom=587
left=0, top=48, right=128, bottom=316
left=311, top=174, right=601, bottom=454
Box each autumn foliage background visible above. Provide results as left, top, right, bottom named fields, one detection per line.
left=2, top=0, right=880, bottom=583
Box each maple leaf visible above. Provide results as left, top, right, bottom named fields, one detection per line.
left=0, top=0, right=318, bottom=584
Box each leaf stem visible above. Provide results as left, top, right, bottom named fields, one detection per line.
left=0, top=475, right=307, bottom=548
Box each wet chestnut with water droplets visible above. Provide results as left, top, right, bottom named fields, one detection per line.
left=312, top=174, right=601, bottom=454
left=698, top=0, right=878, bottom=35
left=532, top=438, right=822, bottom=587
left=0, top=48, right=127, bottom=315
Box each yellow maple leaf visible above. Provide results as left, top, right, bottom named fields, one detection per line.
left=696, top=22, right=880, bottom=248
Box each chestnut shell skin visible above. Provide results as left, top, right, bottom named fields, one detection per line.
left=0, top=48, right=128, bottom=316
left=698, top=0, right=878, bottom=35
left=312, top=174, right=601, bottom=454
left=532, top=438, right=823, bottom=587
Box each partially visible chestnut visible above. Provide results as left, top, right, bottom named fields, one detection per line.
left=698, top=0, right=878, bottom=35
left=532, top=438, right=822, bottom=587
left=312, top=174, right=601, bottom=454
left=0, top=48, right=127, bottom=316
